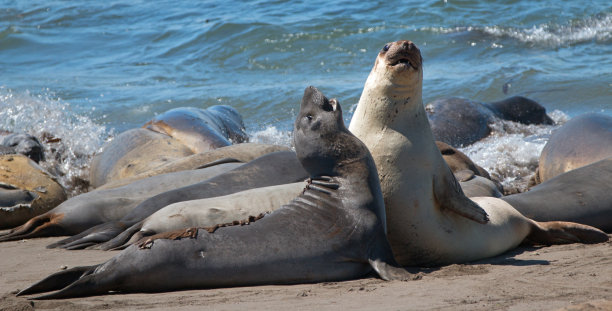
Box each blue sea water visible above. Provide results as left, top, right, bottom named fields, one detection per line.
left=1, top=0, right=611, bottom=194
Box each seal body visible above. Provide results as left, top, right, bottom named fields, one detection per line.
left=0, top=133, right=45, bottom=163
left=0, top=155, right=66, bottom=229
left=537, top=113, right=612, bottom=183
left=0, top=162, right=241, bottom=242
left=349, top=40, right=607, bottom=266
left=426, top=96, right=553, bottom=147
left=18, top=86, right=408, bottom=299
left=504, top=157, right=612, bottom=232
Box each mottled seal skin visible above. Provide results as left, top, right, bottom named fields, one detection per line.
left=504, top=157, right=612, bottom=232
left=90, top=105, right=248, bottom=188
left=112, top=182, right=305, bottom=249
left=536, top=113, right=612, bottom=184
left=18, top=86, right=409, bottom=299
left=0, top=162, right=241, bottom=242
left=0, top=155, right=66, bottom=229
left=144, top=105, right=248, bottom=153
left=53, top=150, right=309, bottom=250
left=427, top=96, right=553, bottom=147
left=348, top=40, right=607, bottom=266
left=0, top=133, right=45, bottom=163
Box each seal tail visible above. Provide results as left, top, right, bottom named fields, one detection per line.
left=0, top=213, right=65, bottom=242
left=526, top=221, right=609, bottom=245
left=17, top=265, right=97, bottom=297
left=98, top=220, right=147, bottom=251
left=47, top=221, right=125, bottom=250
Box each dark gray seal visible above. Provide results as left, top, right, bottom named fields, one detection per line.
left=0, top=133, right=44, bottom=163
left=49, top=149, right=309, bottom=250
left=504, top=156, right=612, bottom=232
left=18, top=86, right=410, bottom=299
left=427, top=96, right=553, bottom=147
left=536, top=112, right=612, bottom=184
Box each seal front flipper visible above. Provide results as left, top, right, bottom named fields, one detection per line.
left=17, top=265, right=96, bottom=297
left=368, top=233, right=419, bottom=281
left=433, top=170, right=489, bottom=224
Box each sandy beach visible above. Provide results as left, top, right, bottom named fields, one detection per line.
left=0, top=235, right=610, bottom=311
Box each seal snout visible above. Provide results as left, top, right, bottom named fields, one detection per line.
left=381, top=40, right=422, bottom=70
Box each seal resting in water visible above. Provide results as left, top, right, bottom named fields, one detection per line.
left=426, top=96, right=553, bottom=147
left=0, top=155, right=66, bottom=229
left=89, top=105, right=247, bottom=188
left=535, top=112, right=612, bottom=184
left=348, top=40, right=607, bottom=266
left=18, top=86, right=410, bottom=299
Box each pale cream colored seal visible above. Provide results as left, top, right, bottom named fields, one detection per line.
left=349, top=40, right=607, bottom=266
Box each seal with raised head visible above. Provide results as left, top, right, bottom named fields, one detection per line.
left=0, top=162, right=241, bottom=242
left=426, top=96, right=553, bottom=147
left=349, top=40, right=607, bottom=266
left=535, top=112, right=612, bottom=184
left=18, top=86, right=409, bottom=299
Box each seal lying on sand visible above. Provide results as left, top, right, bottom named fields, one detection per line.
left=50, top=150, right=309, bottom=250
left=90, top=105, right=247, bottom=188
left=109, top=182, right=305, bottom=249
left=535, top=112, right=612, bottom=184
left=0, top=155, right=66, bottom=229
left=18, top=86, right=410, bottom=299
left=0, top=163, right=241, bottom=242
left=504, top=157, right=612, bottom=232
left=348, top=40, right=607, bottom=266
left=427, top=96, right=553, bottom=147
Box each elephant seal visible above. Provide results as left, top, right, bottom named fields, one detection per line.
left=436, top=141, right=502, bottom=198
left=504, top=157, right=612, bottom=232
left=111, top=182, right=305, bottom=249
left=348, top=40, right=607, bottom=266
left=97, top=143, right=289, bottom=190
left=536, top=113, right=612, bottom=184
left=426, top=96, right=553, bottom=147
left=0, top=162, right=241, bottom=242
left=0, top=133, right=45, bottom=163
left=90, top=105, right=248, bottom=188
left=0, top=155, right=66, bottom=229
left=143, top=105, right=248, bottom=154
left=51, top=150, right=309, bottom=250
left=18, top=86, right=410, bottom=299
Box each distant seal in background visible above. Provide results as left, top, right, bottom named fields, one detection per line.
left=89, top=105, right=248, bottom=188
left=144, top=105, right=248, bottom=153
left=348, top=40, right=607, bottom=266
left=436, top=141, right=502, bottom=198
left=504, top=157, right=612, bottom=232
left=50, top=150, right=309, bottom=250
left=0, top=162, right=242, bottom=241
left=426, top=96, right=553, bottom=147
left=0, top=155, right=66, bottom=229
left=18, top=86, right=410, bottom=299
left=536, top=113, right=612, bottom=184
left=0, top=133, right=45, bottom=163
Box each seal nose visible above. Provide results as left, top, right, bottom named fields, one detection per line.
left=398, top=40, right=414, bottom=51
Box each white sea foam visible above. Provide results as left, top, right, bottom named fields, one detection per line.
left=0, top=87, right=110, bottom=196
left=423, top=13, right=612, bottom=46
left=249, top=126, right=293, bottom=148
left=460, top=110, right=569, bottom=193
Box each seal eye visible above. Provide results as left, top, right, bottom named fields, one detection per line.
left=306, top=114, right=313, bottom=121
left=382, top=44, right=389, bottom=52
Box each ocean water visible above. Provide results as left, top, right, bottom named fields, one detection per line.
left=1, top=0, right=611, bottom=194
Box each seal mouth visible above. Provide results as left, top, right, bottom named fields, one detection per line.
left=389, top=57, right=412, bottom=68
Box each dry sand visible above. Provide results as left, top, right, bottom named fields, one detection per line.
left=0, top=235, right=610, bottom=311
